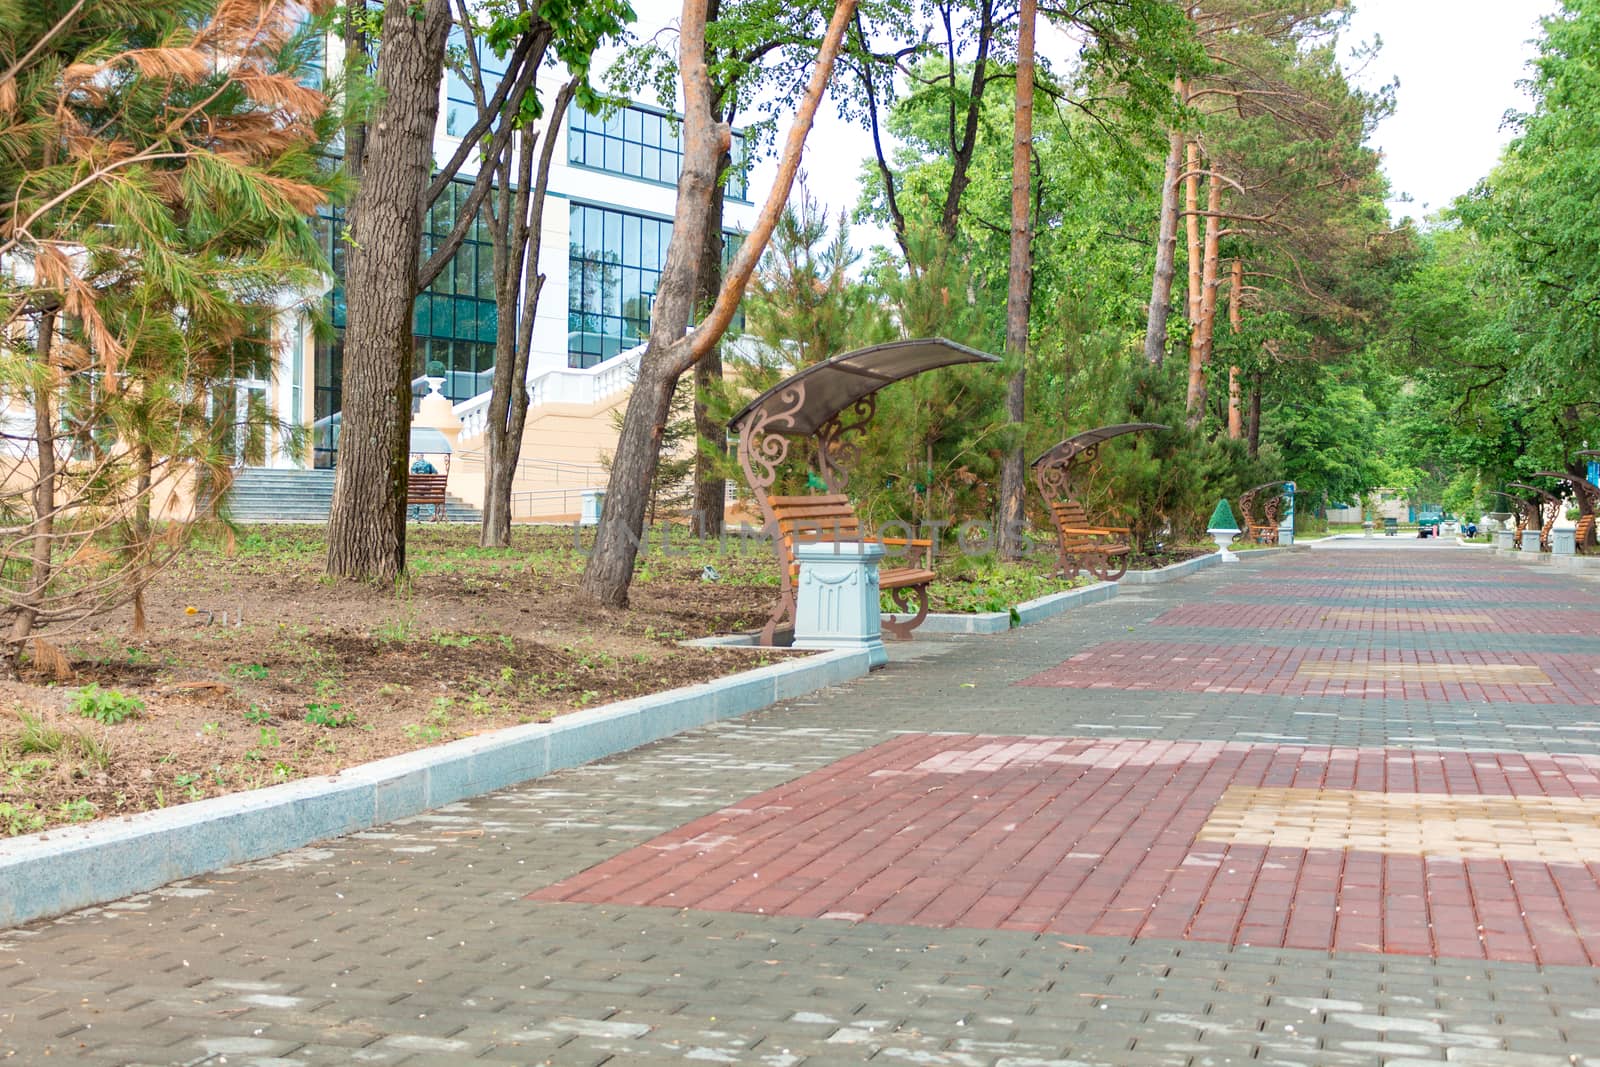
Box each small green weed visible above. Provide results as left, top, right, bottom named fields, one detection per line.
left=0, top=802, right=44, bottom=836
left=55, top=798, right=96, bottom=823
left=70, top=685, right=143, bottom=725
left=401, top=722, right=445, bottom=743
left=226, top=663, right=269, bottom=681
left=243, top=704, right=272, bottom=725
left=304, top=702, right=356, bottom=728
left=431, top=632, right=478, bottom=649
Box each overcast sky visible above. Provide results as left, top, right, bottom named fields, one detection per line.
left=619, top=0, right=1560, bottom=244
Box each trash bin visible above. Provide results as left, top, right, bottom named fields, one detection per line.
left=579, top=488, right=605, bottom=527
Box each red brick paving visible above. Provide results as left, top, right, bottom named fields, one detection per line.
left=1212, top=580, right=1571, bottom=602
left=1015, top=640, right=1598, bottom=703
left=531, top=734, right=1600, bottom=966
left=1151, top=602, right=1600, bottom=634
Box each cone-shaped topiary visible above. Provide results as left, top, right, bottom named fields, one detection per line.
left=1207, top=498, right=1239, bottom=531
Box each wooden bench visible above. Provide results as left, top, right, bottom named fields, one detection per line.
left=1577, top=514, right=1595, bottom=554
left=407, top=472, right=448, bottom=522
left=768, top=494, right=935, bottom=641
left=1048, top=499, right=1132, bottom=582
left=1236, top=484, right=1283, bottom=544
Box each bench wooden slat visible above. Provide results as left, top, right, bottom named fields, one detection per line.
left=767, top=493, right=935, bottom=641
left=1047, top=497, right=1132, bottom=581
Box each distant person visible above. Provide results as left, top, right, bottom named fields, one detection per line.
left=1464, top=522, right=1478, bottom=538
left=411, top=457, right=437, bottom=475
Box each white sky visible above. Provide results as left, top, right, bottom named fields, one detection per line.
left=615, top=0, right=1559, bottom=243
left=1344, top=0, right=1556, bottom=220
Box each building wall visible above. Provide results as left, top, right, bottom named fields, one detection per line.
left=269, top=35, right=760, bottom=486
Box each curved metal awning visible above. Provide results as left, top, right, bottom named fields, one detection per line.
left=1531, top=470, right=1600, bottom=499
left=1031, top=423, right=1168, bottom=471
left=729, top=338, right=1000, bottom=438
left=1508, top=480, right=1563, bottom=505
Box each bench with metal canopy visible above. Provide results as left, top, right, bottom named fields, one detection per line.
left=1236, top=481, right=1290, bottom=545
left=406, top=427, right=454, bottom=522
left=1507, top=481, right=1563, bottom=551
left=1031, top=423, right=1166, bottom=582
left=731, top=338, right=1000, bottom=646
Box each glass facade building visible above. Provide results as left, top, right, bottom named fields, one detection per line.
left=311, top=177, right=499, bottom=464
left=567, top=104, right=749, bottom=201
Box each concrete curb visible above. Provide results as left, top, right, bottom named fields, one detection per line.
left=895, top=580, right=1120, bottom=634
left=1115, top=551, right=1222, bottom=585
left=0, top=648, right=870, bottom=930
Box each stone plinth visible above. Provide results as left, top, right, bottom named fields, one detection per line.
left=1520, top=530, right=1542, bottom=553
left=794, top=542, right=888, bottom=668
left=1554, top=529, right=1577, bottom=556
left=1494, top=530, right=1515, bottom=551
left=579, top=489, right=606, bottom=527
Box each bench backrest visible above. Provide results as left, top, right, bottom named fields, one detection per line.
left=768, top=494, right=863, bottom=576
left=1051, top=500, right=1091, bottom=529
left=408, top=473, right=448, bottom=502
left=1578, top=515, right=1595, bottom=542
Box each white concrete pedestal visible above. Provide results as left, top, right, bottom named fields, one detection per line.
left=794, top=541, right=888, bottom=667
left=1553, top=529, right=1577, bottom=556
left=579, top=489, right=606, bottom=527
left=1208, top=529, right=1239, bottom=563
left=1520, top=530, right=1542, bottom=553
left=1493, top=530, right=1515, bottom=552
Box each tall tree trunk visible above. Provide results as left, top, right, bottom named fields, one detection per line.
left=482, top=82, right=572, bottom=548
left=11, top=311, right=57, bottom=659
left=997, top=0, right=1036, bottom=561
left=1185, top=174, right=1221, bottom=425
left=690, top=172, right=728, bottom=538
left=1184, top=140, right=1202, bottom=328
left=581, top=0, right=858, bottom=608
left=1226, top=257, right=1243, bottom=439
left=1247, top=371, right=1262, bottom=458
left=1143, top=120, right=1184, bottom=367
left=325, top=0, right=451, bottom=581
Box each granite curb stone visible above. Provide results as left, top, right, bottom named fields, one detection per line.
left=0, top=646, right=871, bottom=929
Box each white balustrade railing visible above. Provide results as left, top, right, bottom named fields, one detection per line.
left=451, top=341, right=644, bottom=445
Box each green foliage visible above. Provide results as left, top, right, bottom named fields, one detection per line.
left=304, top=703, right=356, bottom=728
left=0, top=1, right=342, bottom=648
left=1207, top=499, right=1238, bottom=531
left=70, top=685, right=144, bottom=726
left=0, top=802, right=45, bottom=837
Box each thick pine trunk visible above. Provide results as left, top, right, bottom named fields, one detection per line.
left=1143, top=125, right=1184, bottom=367
left=690, top=179, right=727, bottom=538
left=583, top=341, right=691, bottom=606
left=1226, top=258, right=1243, bottom=438
left=326, top=0, right=451, bottom=582
left=1185, top=174, right=1221, bottom=424
left=997, top=0, right=1036, bottom=561
left=582, top=0, right=857, bottom=608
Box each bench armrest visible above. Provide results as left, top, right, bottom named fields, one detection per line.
left=872, top=537, right=934, bottom=548
left=1057, top=525, right=1128, bottom=537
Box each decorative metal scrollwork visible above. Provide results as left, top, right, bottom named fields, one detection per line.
left=814, top=394, right=877, bottom=494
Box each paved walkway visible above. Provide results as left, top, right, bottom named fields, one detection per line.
left=7, top=541, right=1600, bottom=1065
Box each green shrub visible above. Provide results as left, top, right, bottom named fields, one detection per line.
left=70, top=685, right=144, bottom=725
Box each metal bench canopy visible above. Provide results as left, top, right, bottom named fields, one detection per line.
left=729, top=338, right=1001, bottom=644
left=1030, top=423, right=1167, bottom=503
left=731, top=338, right=1000, bottom=494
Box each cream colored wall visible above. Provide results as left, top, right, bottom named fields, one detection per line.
left=447, top=388, right=631, bottom=520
